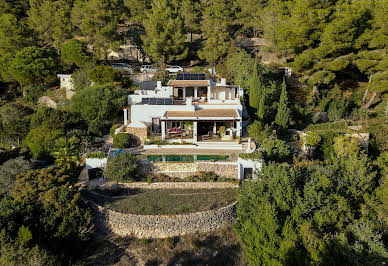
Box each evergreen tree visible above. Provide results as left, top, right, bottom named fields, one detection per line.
left=354, top=0, right=388, bottom=108
left=235, top=0, right=268, bottom=37
left=2, top=46, right=59, bottom=87
left=248, top=59, right=261, bottom=109
left=180, top=0, right=201, bottom=42
left=198, top=0, right=234, bottom=66
left=60, top=39, right=91, bottom=67
left=0, top=0, right=29, bottom=18
left=71, top=0, right=126, bottom=58
left=28, top=0, right=74, bottom=48
left=275, top=79, right=289, bottom=129
left=0, top=14, right=36, bottom=57
left=124, top=0, right=152, bottom=24
left=141, top=0, right=188, bottom=65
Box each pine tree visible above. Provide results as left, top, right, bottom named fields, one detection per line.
left=71, top=0, right=126, bottom=58
left=235, top=0, right=268, bottom=37
left=275, top=79, right=290, bottom=129
left=142, top=0, right=188, bottom=65
left=198, top=0, right=234, bottom=66
left=28, top=0, right=74, bottom=48
left=180, top=0, right=201, bottom=42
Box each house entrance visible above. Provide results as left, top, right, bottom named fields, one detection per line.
left=243, top=168, right=253, bottom=179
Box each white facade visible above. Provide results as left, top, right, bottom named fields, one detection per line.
left=57, top=74, right=75, bottom=99
left=238, top=157, right=263, bottom=180
left=125, top=77, right=245, bottom=144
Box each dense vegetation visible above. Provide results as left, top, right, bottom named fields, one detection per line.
left=0, top=0, right=387, bottom=264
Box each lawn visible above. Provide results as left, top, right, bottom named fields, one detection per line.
left=90, top=188, right=237, bottom=215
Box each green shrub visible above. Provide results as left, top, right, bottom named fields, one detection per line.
left=261, top=137, right=291, bottom=162
left=248, top=120, right=276, bottom=143
left=328, top=100, right=345, bottom=121
left=152, top=69, right=169, bottom=85
left=113, top=133, right=133, bottom=148
left=103, top=152, right=140, bottom=182
left=85, top=151, right=106, bottom=159
left=313, top=131, right=341, bottom=161
left=190, top=237, right=201, bottom=249
left=144, top=138, right=169, bottom=145
left=219, top=126, right=226, bottom=136
left=110, top=124, right=122, bottom=137
left=239, top=151, right=263, bottom=161
left=146, top=173, right=182, bottom=183
left=24, top=86, right=48, bottom=103
left=164, top=237, right=176, bottom=249
left=304, top=132, right=322, bottom=147
left=304, top=121, right=349, bottom=131
left=185, top=171, right=219, bottom=182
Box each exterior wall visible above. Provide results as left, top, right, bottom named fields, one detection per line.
left=96, top=202, right=237, bottom=238
left=108, top=182, right=239, bottom=190
left=131, top=104, right=195, bottom=124
left=124, top=127, right=148, bottom=145
left=237, top=157, right=263, bottom=180
left=139, top=161, right=239, bottom=179
left=85, top=158, right=107, bottom=178
left=59, top=76, right=74, bottom=91
left=128, top=87, right=173, bottom=105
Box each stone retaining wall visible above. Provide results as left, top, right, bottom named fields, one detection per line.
left=97, top=202, right=237, bottom=238
left=100, top=181, right=238, bottom=190
left=139, top=161, right=239, bottom=179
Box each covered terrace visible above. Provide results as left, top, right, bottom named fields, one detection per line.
left=160, top=109, right=242, bottom=144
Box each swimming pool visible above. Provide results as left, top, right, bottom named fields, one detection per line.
left=144, top=154, right=230, bottom=162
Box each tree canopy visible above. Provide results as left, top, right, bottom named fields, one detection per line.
left=142, top=0, right=188, bottom=64
left=71, top=84, right=126, bottom=135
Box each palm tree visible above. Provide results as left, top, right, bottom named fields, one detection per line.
left=51, top=136, right=81, bottom=169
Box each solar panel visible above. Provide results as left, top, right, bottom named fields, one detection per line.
left=141, top=98, right=174, bottom=105
left=141, top=98, right=150, bottom=104
left=176, top=73, right=206, bottom=80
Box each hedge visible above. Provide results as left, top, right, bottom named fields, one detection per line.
left=110, top=124, right=122, bottom=137
left=113, top=133, right=133, bottom=148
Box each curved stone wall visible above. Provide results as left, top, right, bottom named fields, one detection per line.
left=97, top=202, right=237, bottom=238
left=101, top=181, right=239, bottom=190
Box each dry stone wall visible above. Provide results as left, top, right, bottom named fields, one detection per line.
left=97, top=202, right=237, bottom=238
left=139, top=161, right=239, bottom=179
left=100, top=181, right=238, bottom=190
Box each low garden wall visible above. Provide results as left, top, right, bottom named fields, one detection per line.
left=100, top=181, right=239, bottom=190
left=139, top=161, right=239, bottom=179
left=97, top=202, right=237, bottom=238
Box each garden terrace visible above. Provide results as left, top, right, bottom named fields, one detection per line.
left=86, top=188, right=237, bottom=215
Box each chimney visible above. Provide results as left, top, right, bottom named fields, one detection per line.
left=221, top=78, right=226, bottom=86
left=157, top=81, right=162, bottom=89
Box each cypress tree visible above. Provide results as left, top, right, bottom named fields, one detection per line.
left=275, top=79, right=290, bottom=129
left=249, top=59, right=260, bottom=109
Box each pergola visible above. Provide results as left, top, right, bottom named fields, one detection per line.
left=160, top=109, right=242, bottom=143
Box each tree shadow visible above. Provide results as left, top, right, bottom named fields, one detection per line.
left=167, top=234, right=243, bottom=266
left=79, top=202, right=137, bottom=265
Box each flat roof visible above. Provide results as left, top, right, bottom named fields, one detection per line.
left=167, top=80, right=211, bottom=87
left=164, top=109, right=240, bottom=119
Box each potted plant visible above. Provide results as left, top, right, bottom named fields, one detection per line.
left=184, top=122, right=193, bottom=135
left=236, top=136, right=241, bottom=144
left=219, top=126, right=226, bottom=136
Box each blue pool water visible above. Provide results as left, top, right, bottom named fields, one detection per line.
left=145, top=154, right=230, bottom=162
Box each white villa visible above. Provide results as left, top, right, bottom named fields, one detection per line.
left=120, top=73, right=245, bottom=147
